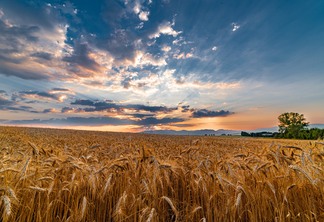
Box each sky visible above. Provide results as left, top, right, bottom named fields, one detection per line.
left=0, top=0, right=323, bottom=132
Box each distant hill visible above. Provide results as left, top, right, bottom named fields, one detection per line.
left=143, top=129, right=241, bottom=136
left=143, top=124, right=324, bottom=136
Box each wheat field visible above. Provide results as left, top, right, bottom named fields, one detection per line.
left=0, top=126, right=323, bottom=222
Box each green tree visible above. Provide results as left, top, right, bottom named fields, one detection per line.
left=278, top=112, right=309, bottom=138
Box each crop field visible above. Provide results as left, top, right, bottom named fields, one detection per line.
left=0, top=126, right=324, bottom=221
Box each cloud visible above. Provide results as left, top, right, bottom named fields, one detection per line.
left=137, top=117, right=185, bottom=125
left=139, top=11, right=149, bottom=21
left=133, top=51, right=167, bottom=67
left=43, top=108, right=59, bottom=113
left=51, top=88, right=71, bottom=92
left=70, top=99, right=177, bottom=113
left=135, top=22, right=144, bottom=29
left=149, top=21, right=182, bottom=39
left=30, top=52, right=53, bottom=60
left=0, top=98, right=38, bottom=113
left=0, top=95, right=14, bottom=107
left=130, top=113, right=155, bottom=118
left=191, top=109, right=233, bottom=118
left=63, top=42, right=101, bottom=72
left=212, top=46, right=218, bottom=51
left=5, top=106, right=37, bottom=112
left=161, top=45, right=171, bottom=52
left=9, top=116, right=133, bottom=126
left=71, top=99, right=95, bottom=106
left=100, top=28, right=138, bottom=61
left=174, top=52, right=194, bottom=59
left=19, top=90, right=68, bottom=102
left=132, top=1, right=150, bottom=21
left=133, top=2, right=141, bottom=14
left=0, top=1, right=57, bottom=30
left=0, top=6, right=68, bottom=80
left=8, top=116, right=185, bottom=127
left=232, top=22, right=240, bottom=32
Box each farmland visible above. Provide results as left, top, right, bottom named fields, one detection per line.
left=0, top=126, right=324, bottom=221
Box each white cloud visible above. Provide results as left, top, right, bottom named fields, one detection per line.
left=133, top=2, right=150, bottom=22
left=149, top=21, right=182, bottom=39
left=174, top=52, right=194, bottom=59
left=136, top=22, right=144, bottom=29
left=147, top=40, right=156, bottom=46
left=212, top=46, right=218, bottom=51
left=232, top=23, right=240, bottom=32
left=133, top=2, right=141, bottom=14
left=161, top=45, right=171, bottom=52
left=134, top=51, right=167, bottom=67
left=172, top=36, right=192, bottom=46
left=139, top=11, right=149, bottom=21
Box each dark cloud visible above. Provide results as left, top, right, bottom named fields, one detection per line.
left=31, top=52, right=53, bottom=60
left=8, top=115, right=185, bottom=127
left=18, top=90, right=69, bottom=102
left=191, top=109, right=233, bottom=118
left=61, top=107, right=72, bottom=113
left=19, top=91, right=61, bottom=101
left=0, top=65, right=49, bottom=80
left=0, top=18, right=51, bottom=80
left=104, top=29, right=137, bottom=61
left=9, top=116, right=133, bottom=126
left=0, top=102, right=38, bottom=113
left=170, top=123, right=196, bottom=127
left=137, top=117, right=185, bottom=125
left=71, top=99, right=95, bottom=106
left=63, top=42, right=101, bottom=72
left=126, top=104, right=176, bottom=113
left=43, top=108, right=56, bottom=113
left=0, top=18, right=40, bottom=43
left=0, top=2, right=73, bottom=81
left=6, top=106, right=37, bottom=112
left=130, top=113, right=155, bottom=118
left=71, top=99, right=177, bottom=113
left=181, top=105, right=190, bottom=112
left=0, top=96, right=14, bottom=106
left=0, top=1, right=57, bottom=30
left=51, top=88, right=70, bottom=92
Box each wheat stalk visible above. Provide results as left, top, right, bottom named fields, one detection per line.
left=161, top=196, right=179, bottom=220
left=289, top=165, right=315, bottom=184
left=1, top=195, right=11, bottom=218
left=146, top=208, right=155, bottom=222
left=28, top=142, right=39, bottom=155
left=80, top=196, right=87, bottom=220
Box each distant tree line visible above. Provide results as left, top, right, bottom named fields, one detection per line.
left=241, top=131, right=278, bottom=138
left=241, top=112, right=324, bottom=140
left=275, top=128, right=324, bottom=140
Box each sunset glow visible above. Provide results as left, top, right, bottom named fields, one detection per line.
left=0, top=0, right=323, bottom=132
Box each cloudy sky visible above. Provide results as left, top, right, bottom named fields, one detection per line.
left=0, top=0, right=323, bottom=132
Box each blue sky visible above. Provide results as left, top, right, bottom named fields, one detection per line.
left=0, top=0, right=323, bottom=132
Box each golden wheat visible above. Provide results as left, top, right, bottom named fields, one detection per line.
left=0, top=126, right=323, bottom=221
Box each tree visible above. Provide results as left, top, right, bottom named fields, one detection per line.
left=241, top=131, right=251, bottom=137
left=278, top=112, right=309, bottom=138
